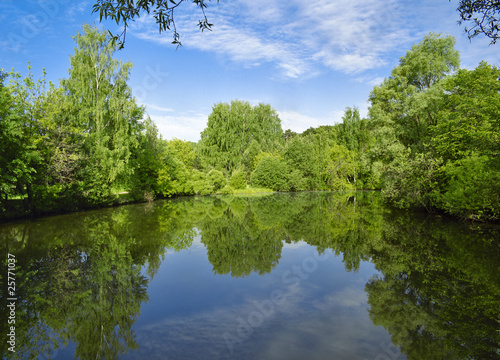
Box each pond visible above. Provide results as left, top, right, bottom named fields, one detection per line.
left=1, top=192, right=499, bottom=360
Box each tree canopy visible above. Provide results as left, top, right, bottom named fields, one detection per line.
left=199, top=100, right=283, bottom=172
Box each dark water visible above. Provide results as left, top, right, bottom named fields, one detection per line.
left=0, top=192, right=499, bottom=360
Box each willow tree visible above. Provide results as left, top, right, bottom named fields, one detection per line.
left=62, top=24, right=144, bottom=203
left=199, top=100, right=283, bottom=172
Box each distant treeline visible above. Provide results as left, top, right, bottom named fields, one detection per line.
left=1, top=26, right=499, bottom=221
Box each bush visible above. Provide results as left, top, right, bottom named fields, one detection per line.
left=433, top=155, right=500, bottom=221
left=229, top=167, right=247, bottom=189
left=218, top=184, right=235, bottom=195
left=250, top=156, right=288, bottom=191
left=208, top=169, right=227, bottom=191
left=287, top=169, right=306, bottom=191
left=189, top=170, right=213, bottom=195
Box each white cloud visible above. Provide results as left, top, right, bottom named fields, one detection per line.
left=278, top=110, right=332, bottom=133
left=129, top=0, right=415, bottom=79
left=296, top=0, right=414, bottom=73
left=354, top=75, right=386, bottom=87
left=150, top=112, right=208, bottom=142
left=65, top=2, right=89, bottom=19
left=313, top=287, right=368, bottom=310
left=141, top=103, right=175, bottom=113
left=133, top=12, right=311, bottom=79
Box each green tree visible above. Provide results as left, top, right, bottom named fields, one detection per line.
left=336, top=106, right=373, bottom=187
left=241, top=139, right=262, bottom=175
left=367, top=33, right=460, bottom=207
left=129, top=116, right=164, bottom=200
left=429, top=62, right=500, bottom=220
left=382, top=151, right=442, bottom=210
left=0, top=72, right=29, bottom=211
left=167, top=138, right=197, bottom=169
left=62, top=24, right=144, bottom=204
left=283, top=129, right=298, bottom=142
left=324, top=144, right=356, bottom=190
left=337, top=107, right=361, bottom=152
left=0, top=67, right=48, bottom=213
left=188, top=169, right=213, bottom=195
left=369, top=33, right=459, bottom=152
left=432, top=61, right=500, bottom=162
left=157, top=154, right=192, bottom=197
left=433, top=155, right=500, bottom=220
left=199, top=100, right=283, bottom=172
left=207, top=169, right=226, bottom=191
left=282, top=137, right=317, bottom=190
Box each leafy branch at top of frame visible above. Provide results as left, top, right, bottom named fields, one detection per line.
left=453, top=0, right=500, bottom=44
left=91, top=0, right=219, bottom=49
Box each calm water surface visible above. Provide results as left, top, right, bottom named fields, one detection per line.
left=1, top=192, right=499, bottom=359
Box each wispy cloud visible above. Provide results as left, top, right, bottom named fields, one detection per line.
left=293, top=0, right=411, bottom=73
left=278, top=110, right=334, bottom=133
left=129, top=0, right=415, bottom=79
left=354, top=75, right=386, bottom=87
left=65, top=1, right=89, bottom=20
left=149, top=112, right=208, bottom=142
left=141, top=103, right=175, bottom=113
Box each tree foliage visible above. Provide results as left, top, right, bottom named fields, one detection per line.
left=199, top=100, right=283, bottom=172
left=92, top=0, right=219, bottom=48
left=250, top=154, right=288, bottom=191
left=455, top=0, right=500, bottom=44
left=228, top=167, right=247, bottom=189
left=367, top=33, right=500, bottom=220
left=62, top=24, right=144, bottom=204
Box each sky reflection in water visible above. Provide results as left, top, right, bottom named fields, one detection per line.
left=1, top=191, right=498, bottom=359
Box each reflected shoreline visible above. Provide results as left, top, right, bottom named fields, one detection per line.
left=1, top=191, right=499, bottom=359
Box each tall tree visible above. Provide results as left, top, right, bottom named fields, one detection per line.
left=62, top=24, right=144, bottom=204
left=367, top=33, right=460, bottom=207
left=0, top=67, right=47, bottom=212
left=0, top=72, right=30, bottom=211
left=432, top=61, right=500, bottom=162
left=369, top=33, right=459, bottom=152
left=430, top=62, right=500, bottom=220
left=282, top=137, right=318, bottom=190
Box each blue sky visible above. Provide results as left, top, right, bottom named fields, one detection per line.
left=1, top=0, right=498, bottom=142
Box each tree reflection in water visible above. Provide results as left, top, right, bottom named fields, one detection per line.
left=0, top=192, right=498, bottom=359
